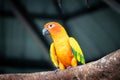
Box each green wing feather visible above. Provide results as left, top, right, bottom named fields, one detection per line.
left=69, top=37, right=85, bottom=64
left=50, top=43, right=59, bottom=67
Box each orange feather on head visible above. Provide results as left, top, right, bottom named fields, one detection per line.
left=44, top=22, right=68, bottom=41
left=44, top=22, right=61, bottom=33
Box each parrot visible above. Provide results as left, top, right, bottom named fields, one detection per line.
left=42, top=22, right=85, bottom=70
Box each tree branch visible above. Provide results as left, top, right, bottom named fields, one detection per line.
left=0, top=49, right=120, bottom=80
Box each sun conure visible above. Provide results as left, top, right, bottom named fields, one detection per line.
left=42, top=22, right=85, bottom=70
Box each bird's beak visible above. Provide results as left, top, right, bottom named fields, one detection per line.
left=42, top=28, right=50, bottom=36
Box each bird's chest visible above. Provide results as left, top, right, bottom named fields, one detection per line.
left=55, top=41, right=70, bottom=54
left=54, top=41, right=73, bottom=65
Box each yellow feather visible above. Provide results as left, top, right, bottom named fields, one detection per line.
left=50, top=43, right=59, bottom=67
left=69, top=37, right=85, bottom=64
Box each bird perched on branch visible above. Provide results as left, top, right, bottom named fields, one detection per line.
left=42, top=22, right=85, bottom=70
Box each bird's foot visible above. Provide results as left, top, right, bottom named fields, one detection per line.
left=67, top=66, right=73, bottom=69
left=54, top=68, right=60, bottom=73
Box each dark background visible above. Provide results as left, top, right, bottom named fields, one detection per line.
left=0, top=0, right=120, bottom=74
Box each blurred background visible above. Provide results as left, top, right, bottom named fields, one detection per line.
left=0, top=0, right=120, bottom=74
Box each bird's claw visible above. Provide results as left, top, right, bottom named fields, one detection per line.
left=67, top=66, right=73, bottom=69
left=54, top=68, right=60, bottom=73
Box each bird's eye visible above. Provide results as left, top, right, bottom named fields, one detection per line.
left=48, top=24, right=54, bottom=29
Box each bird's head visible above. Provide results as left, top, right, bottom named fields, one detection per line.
left=42, top=22, right=67, bottom=40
